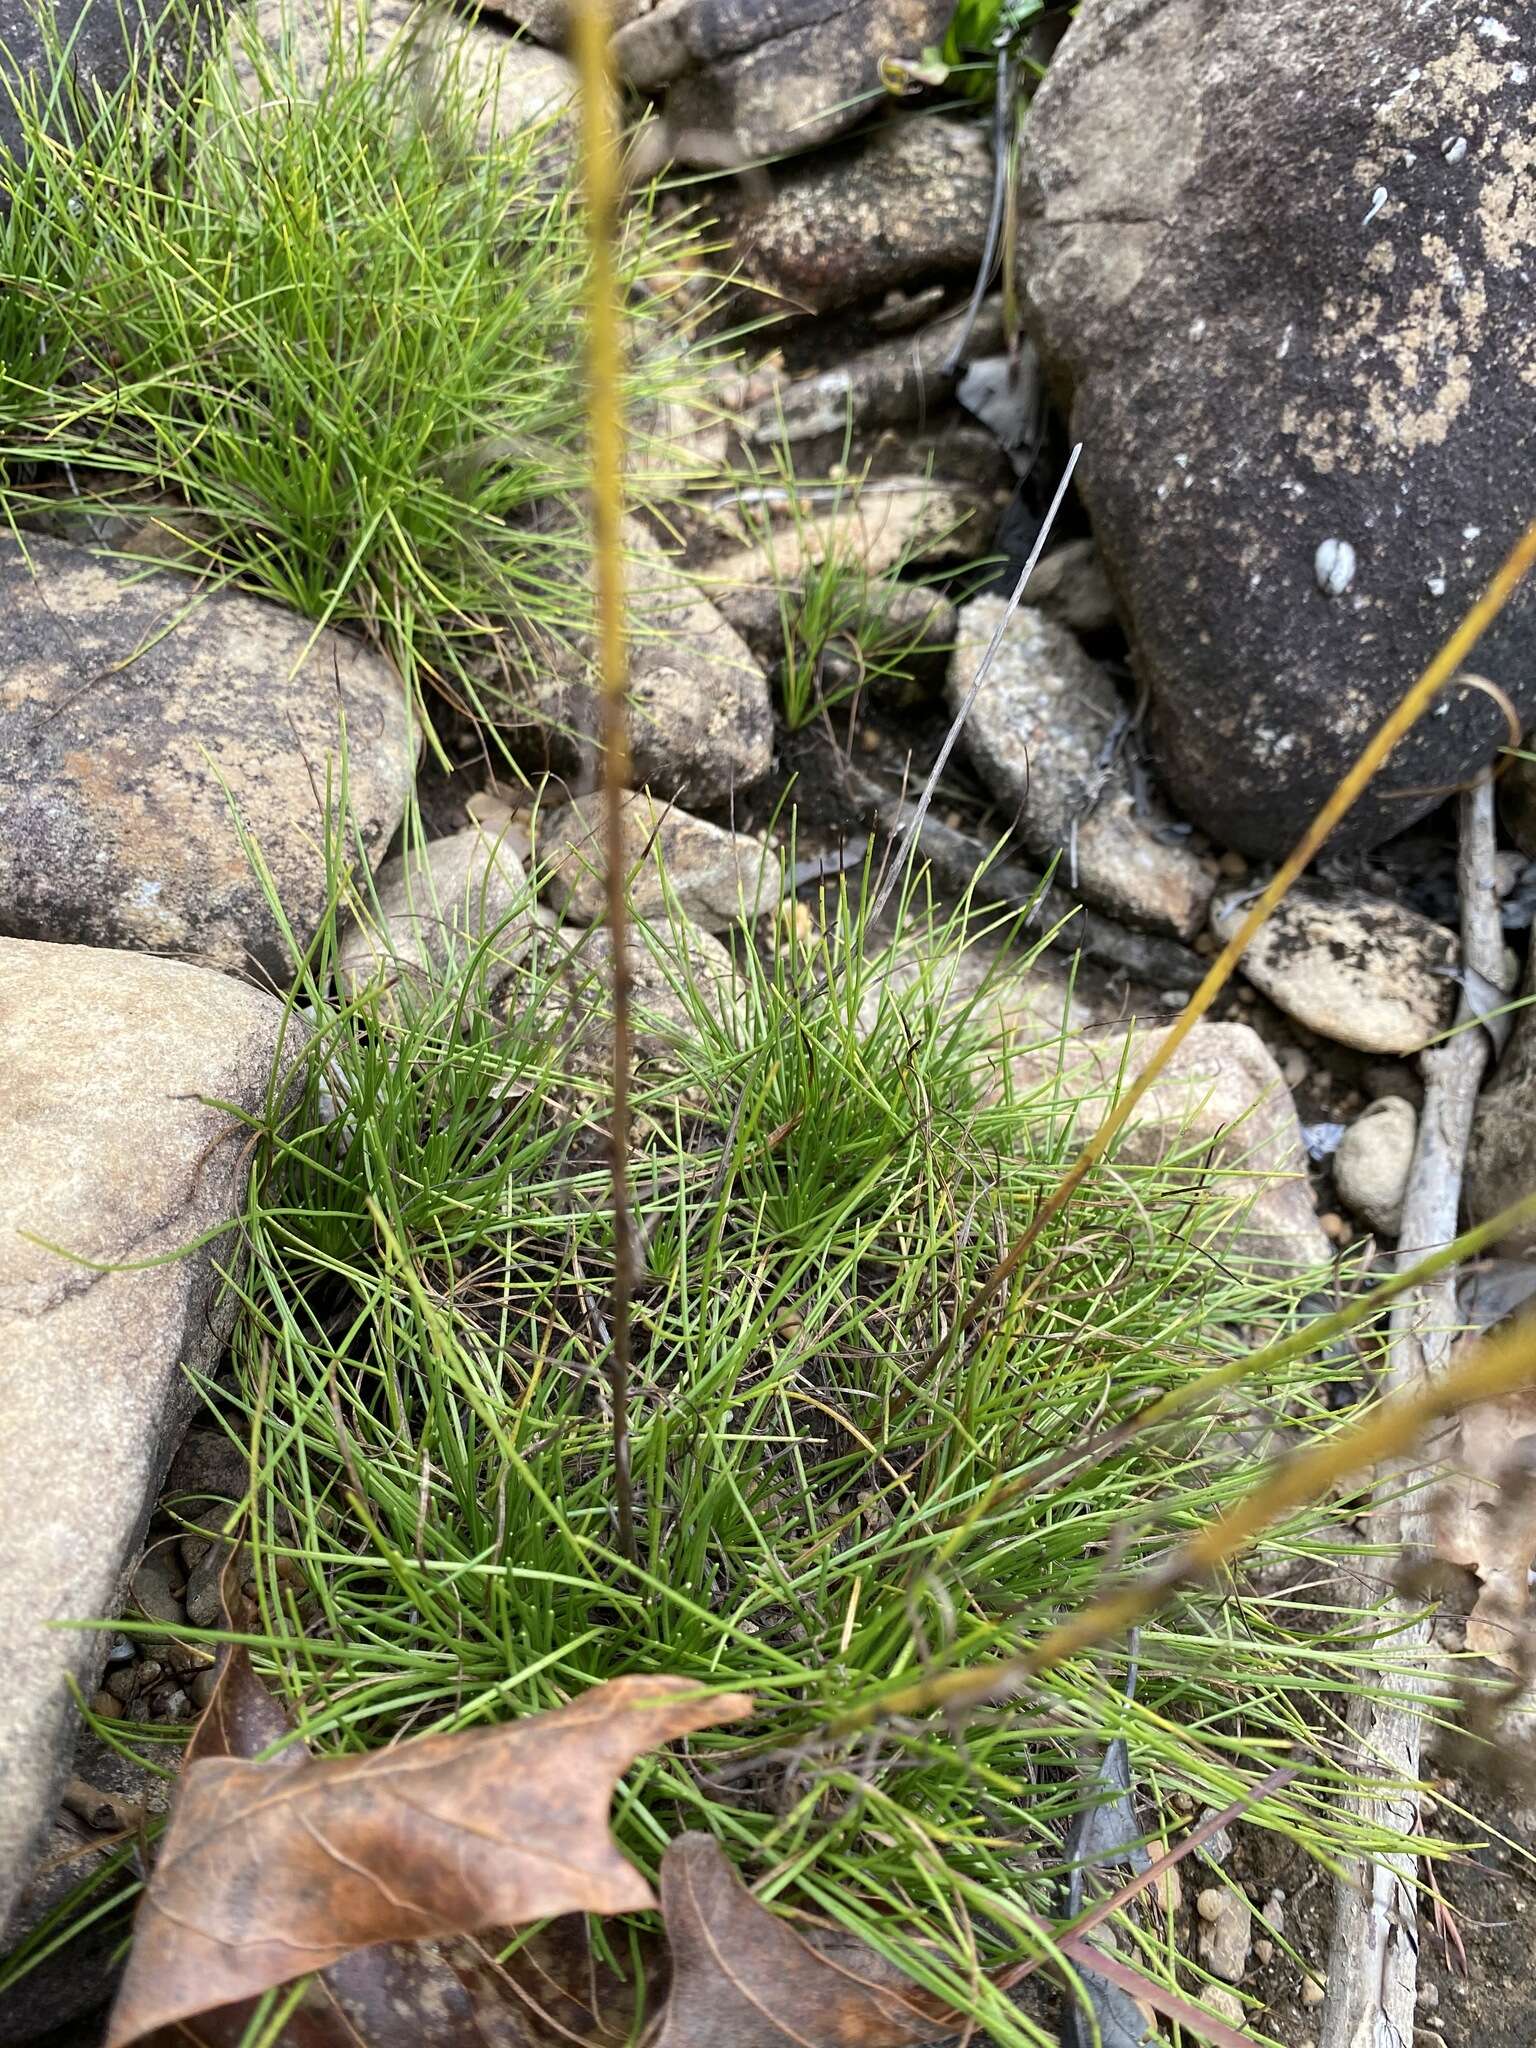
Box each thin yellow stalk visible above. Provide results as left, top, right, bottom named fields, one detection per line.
left=570, top=0, right=636, bottom=1564
left=944, top=514, right=1536, bottom=1347
left=832, top=1306, right=1536, bottom=1735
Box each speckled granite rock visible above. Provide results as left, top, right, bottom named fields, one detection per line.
left=515, top=517, right=772, bottom=807
left=949, top=596, right=1214, bottom=940
left=0, top=537, right=414, bottom=975
left=535, top=791, right=778, bottom=929
left=719, top=113, right=993, bottom=316
left=613, top=0, right=953, bottom=162
left=1211, top=885, right=1457, bottom=1054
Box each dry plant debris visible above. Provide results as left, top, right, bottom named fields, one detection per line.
left=107, top=1657, right=750, bottom=2046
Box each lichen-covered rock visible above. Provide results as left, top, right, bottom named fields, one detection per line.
left=720, top=113, right=994, bottom=316
left=1019, top=0, right=1536, bottom=856
left=1211, top=886, right=1457, bottom=1053
left=516, top=518, right=772, bottom=806
left=613, top=0, right=954, bottom=163
left=0, top=939, right=292, bottom=1933
left=0, top=537, right=415, bottom=976
left=534, top=791, right=778, bottom=930
left=950, top=597, right=1214, bottom=940
left=335, top=820, right=534, bottom=1000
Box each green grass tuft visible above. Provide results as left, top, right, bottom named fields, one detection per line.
left=0, top=0, right=712, bottom=754
left=181, top=843, right=1412, bottom=2046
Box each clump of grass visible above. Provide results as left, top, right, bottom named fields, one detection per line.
left=0, top=2, right=709, bottom=749
left=169, top=846, right=1413, bottom=2046
left=775, top=542, right=951, bottom=730
left=732, top=437, right=975, bottom=731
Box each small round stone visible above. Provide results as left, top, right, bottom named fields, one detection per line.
left=1335, top=1095, right=1418, bottom=1236
left=1314, top=536, right=1356, bottom=595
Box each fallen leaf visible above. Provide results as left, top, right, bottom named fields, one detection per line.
left=107, top=1678, right=751, bottom=2046
left=1430, top=1380, right=1536, bottom=1668
left=1058, top=1648, right=1151, bottom=2044
left=1065, top=1733, right=1150, bottom=1887
left=650, top=1833, right=954, bottom=2047
left=1060, top=1966, right=1153, bottom=2048
left=183, top=1642, right=301, bottom=1769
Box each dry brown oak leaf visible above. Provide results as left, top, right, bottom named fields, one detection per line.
left=106, top=1674, right=750, bottom=2046
left=650, top=1833, right=955, bottom=2046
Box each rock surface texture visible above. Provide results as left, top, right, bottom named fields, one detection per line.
left=0, top=0, right=211, bottom=171
left=949, top=596, right=1213, bottom=940
left=1334, top=1094, right=1418, bottom=1236
left=520, top=517, right=772, bottom=805
left=1211, top=886, right=1457, bottom=1053
left=0, top=538, right=414, bottom=975
left=335, top=820, right=534, bottom=999
left=720, top=113, right=994, bottom=316
left=0, top=939, right=291, bottom=1932
left=228, top=0, right=578, bottom=165
left=1020, top=0, right=1536, bottom=856
left=613, top=0, right=953, bottom=162
left=536, top=792, right=777, bottom=929
left=1068, top=1022, right=1332, bottom=1277
left=1467, top=949, right=1536, bottom=1253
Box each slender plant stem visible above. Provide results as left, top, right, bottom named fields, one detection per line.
left=571, top=0, right=636, bottom=1565
left=929, top=512, right=1536, bottom=1370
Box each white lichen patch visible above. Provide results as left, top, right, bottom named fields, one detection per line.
left=1284, top=27, right=1535, bottom=468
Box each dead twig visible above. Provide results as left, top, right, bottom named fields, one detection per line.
left=1318, top=767, right=1506, bottom=2048
left=863, top=442, right=1081, bottom=932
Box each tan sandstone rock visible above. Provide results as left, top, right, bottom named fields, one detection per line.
left=0, top=939, right=294, bottom=1930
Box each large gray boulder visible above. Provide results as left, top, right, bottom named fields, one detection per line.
left=613, top=0, right=954, bottom=162
left=1019, top=0, right=1536, bottom=857
left=0, top=537, right=415, bottom=976
left=0, top=938, right=292, bottom=1935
